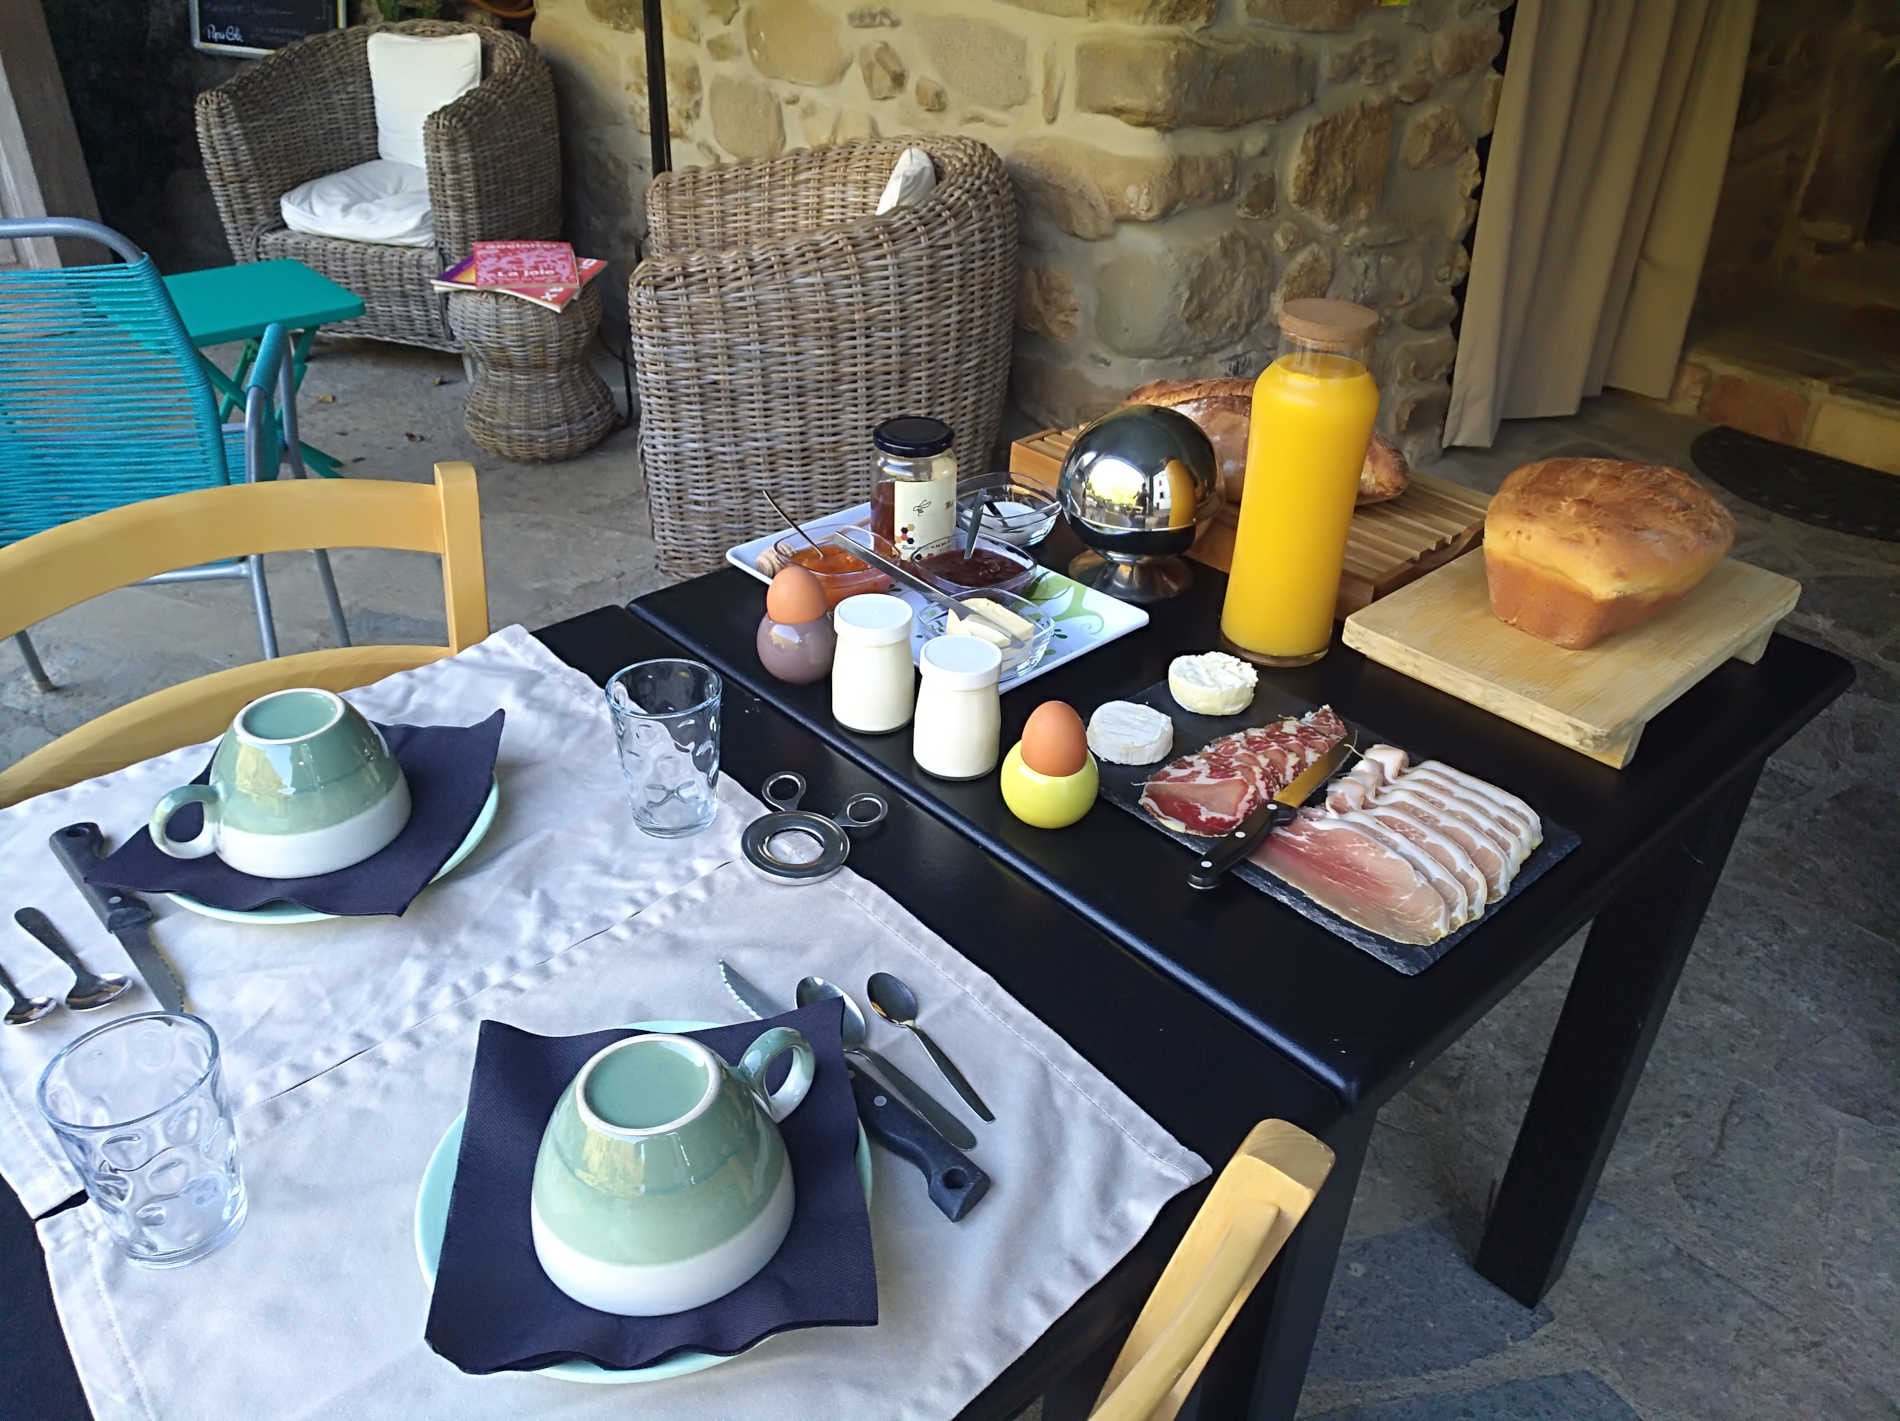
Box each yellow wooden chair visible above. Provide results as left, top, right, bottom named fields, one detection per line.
left=0, top=463, right=487, bottom=808
left=1088, top=1120, right=1336, bottom=1421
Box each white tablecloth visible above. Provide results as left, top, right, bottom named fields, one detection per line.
left=15, top=626, right=1208, bottom=1419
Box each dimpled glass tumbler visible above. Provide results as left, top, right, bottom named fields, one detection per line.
left=606, top=659, right=723, bottom=838
left=37, top=1013, right=246, bottom=1268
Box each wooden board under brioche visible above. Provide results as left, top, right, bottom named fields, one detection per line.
left=1008, top=427, right=1489, bottom=617
left=1340, top=552, right=1801, bottom=768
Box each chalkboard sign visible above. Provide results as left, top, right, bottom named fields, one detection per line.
left=191, top=0, right=346, bottom=58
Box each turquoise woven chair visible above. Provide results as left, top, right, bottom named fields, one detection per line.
left=0, top=217, right=349, bottom=689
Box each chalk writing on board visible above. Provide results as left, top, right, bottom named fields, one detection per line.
left=190, top=0, right=343, bottom=57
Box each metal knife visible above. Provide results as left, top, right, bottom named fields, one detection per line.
left=720, top=958, right=978, bottom=1149
left=1187, top=738, right=1358, bottom=892
left=718, top=960, right=991, bottom=1221
left=50, top=823, right=187, bottom=1013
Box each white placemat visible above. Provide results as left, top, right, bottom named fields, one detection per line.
left=39, top=857, right=1208, bottom=1420
left=0, top=626, right=748, bottom=1216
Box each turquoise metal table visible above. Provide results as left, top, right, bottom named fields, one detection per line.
left=163, top=260, right=365, bottom=475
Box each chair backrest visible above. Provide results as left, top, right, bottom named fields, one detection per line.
left=0, top=463, right=488, bottom=806
left=1088, top=1120, right=1336, bottom=1421
left=0, top=218, right=229, bottom=548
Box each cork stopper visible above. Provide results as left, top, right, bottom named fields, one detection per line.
left=1277, top=299, right=1380, bottom=350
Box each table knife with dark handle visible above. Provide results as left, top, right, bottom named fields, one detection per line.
left=49, top=823, right=187, bottom=1013
left=1187, top=739, right=1357, bottom=892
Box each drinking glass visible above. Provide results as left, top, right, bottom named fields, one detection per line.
left=37, top=1013, right=246, bottom=1268
left=606, top=659, right=723, bottom=838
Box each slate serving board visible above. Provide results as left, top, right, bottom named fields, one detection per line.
left=1094, top=679, right=1580, bottom=975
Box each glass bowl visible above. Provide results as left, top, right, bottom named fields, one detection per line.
left=910, top=531, right=1039, bottom=598
left=771, top=531, right=897, bottom=609
left=915, top=587, right=1057, bottom=684
left=955, top=473, right=1061, bottom=548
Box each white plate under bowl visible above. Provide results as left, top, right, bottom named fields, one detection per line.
left=413, top=1019, right=874, bottom=1386
left=164, top=778, right=500, bottom=926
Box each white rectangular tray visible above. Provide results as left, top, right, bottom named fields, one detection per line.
left=725, top=503, right=1149, bottom=690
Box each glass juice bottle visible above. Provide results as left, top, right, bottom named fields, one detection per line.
left=1220, top=299, right=1381, bottom=666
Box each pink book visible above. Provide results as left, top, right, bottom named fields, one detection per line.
left=471, top=240, right=578, bottom=288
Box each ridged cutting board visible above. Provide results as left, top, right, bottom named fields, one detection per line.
left=1008, top=426, right=1490, bottom=617
left=1341, top=551, right=1802, bottom=768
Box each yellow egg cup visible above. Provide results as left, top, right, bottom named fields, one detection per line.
left=999, top=743, right=1099, bottom=829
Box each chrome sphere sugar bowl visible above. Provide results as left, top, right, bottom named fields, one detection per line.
left=1056, top=404, right=1222, bottom=603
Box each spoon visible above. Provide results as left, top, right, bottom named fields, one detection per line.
left=962, top=498, right=987, bottom=556
left=0, top=960, right=56, bottom=1026
left=14, top=909, right=132, bottom=1012
left=763, top=490, right=824, bottom=555
left=824, top=531, right=1033, bottom=655
left=865, top=972, right=995, bottom=1123
left=796, top=976, right=978, bottom=1149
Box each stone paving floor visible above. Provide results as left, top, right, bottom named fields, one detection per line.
left=3, top=344, right=1894, bottom=1420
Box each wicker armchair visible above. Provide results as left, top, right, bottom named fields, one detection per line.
left=631, top=136, right=1018, bottom=577
left=195, top=21, right=559, bottom=352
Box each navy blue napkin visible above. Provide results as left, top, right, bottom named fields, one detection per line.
left=425, top=1000, right=877, bottom=1374
left=85, top=712, right=504, bottom=917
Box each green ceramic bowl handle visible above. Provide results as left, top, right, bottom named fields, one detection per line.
left=737, top=1027, right=815, bottom=1123
left=150, top=785, right=222, bottom=860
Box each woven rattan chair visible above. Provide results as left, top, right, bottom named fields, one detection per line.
left=630, top=136, right=1018, bottom=577
left=196, top=20, right=559, bottom=352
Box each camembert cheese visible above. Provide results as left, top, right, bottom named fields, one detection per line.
left=1168, top=652, right=1258, bottom=716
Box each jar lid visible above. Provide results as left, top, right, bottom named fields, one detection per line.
left=919, top=633, right=1001, bottom=689
left=1278, top=299, right=1380, bottom=348
left=833, top=592, right=914, bottom=646
left=873, top=416, right=954, bottom=457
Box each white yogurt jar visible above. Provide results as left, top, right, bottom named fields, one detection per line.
left=831, top=594, right=916, bottom=734
left=912, top=635, right=1003, bottom=780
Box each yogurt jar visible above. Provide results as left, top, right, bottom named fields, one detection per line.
left=912, top=635, right=1003, bottom=780
left=831, top=594, right=916, bottom=734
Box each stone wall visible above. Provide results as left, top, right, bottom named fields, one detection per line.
left=533, top=0, right=1504, bottom=465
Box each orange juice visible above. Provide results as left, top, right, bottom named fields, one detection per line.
left=1221, top=304, right=1380, bottom=665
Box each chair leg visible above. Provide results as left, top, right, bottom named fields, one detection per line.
left=247, top=554, right=280, bottom=659
left=12, top=631, right=54, bottom=692
left=312, top=551, right=351, bottom=647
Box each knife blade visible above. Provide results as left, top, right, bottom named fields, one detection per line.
left=50, top=823, right=186, bottom=1013
left=1187, top=737, right=1358, bottom=892
left=718, top=959, right=990, bottom=1219
left=720, top=959, right=978, bottom=1149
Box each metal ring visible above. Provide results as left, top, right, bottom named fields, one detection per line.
left=760, top=771, right=807, bottom=812
left=741, top=810, right=850, bottom=884
left=837, top=793, right=888, bottom=833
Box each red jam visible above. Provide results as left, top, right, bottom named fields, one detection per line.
left=916, top=547, right=1024, bottom=588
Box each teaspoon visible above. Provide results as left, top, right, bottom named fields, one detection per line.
left=15, top=909, right=132, bottom=1011
left=795, top=976, right=977, bottom=1149
left=866, top=971, right=995, bottom=1123
left=0, top=960, right=56, bottom=1026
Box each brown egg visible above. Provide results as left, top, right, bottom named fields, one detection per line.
left=1020, top=701, right=1089, bottom=778
left=765, top=565, right=829, bottom=625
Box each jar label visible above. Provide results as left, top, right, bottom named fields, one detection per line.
left=890, top=478, right=955, bottom=555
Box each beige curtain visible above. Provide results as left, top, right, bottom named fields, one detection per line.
left=1444, top=0, right=1758, bottom=447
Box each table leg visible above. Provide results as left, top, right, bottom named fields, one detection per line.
left=1474, top=760, right=1766, bottom=1306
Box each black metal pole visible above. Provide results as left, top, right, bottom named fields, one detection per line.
left=642, top=0, right=671, bottom=176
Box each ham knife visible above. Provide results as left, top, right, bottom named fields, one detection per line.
left=1187, top=738, right=1357, bottom=892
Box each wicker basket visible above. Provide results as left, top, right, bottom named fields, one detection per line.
left=196, top=21, right=560, bottom=352
left=630, top=136, right=1019, bottom=578
left=449, top=283, right=618, bottom=463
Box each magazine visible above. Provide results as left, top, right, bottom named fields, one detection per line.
left=430, top=253, right=607, bottom=314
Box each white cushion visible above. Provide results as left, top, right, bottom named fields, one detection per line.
left=280, top=160, right=436, bottom=247
left=876, top=146, right=937, bottom=215
left=366, top=31, right=482, bottom=170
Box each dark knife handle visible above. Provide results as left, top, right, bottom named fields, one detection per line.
left=50, top=823, right=154, bottom=932
left=1188, top=801, right=1297, bottom=892
left=848, top=1063, right=990, bottom=1221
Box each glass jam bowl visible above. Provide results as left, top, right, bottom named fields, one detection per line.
left=910, top=532, right=1038, bottom=598
left=954, top=473, right=1060, bottom=548
left=771, top=531, right=897, bottom=608
left=915, top=587, right=1056, bottom=684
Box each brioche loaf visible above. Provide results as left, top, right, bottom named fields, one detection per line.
left=1483, top=458, right=1735, bottom=649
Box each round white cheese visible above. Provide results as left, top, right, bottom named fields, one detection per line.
left=1168, top=652, right=1258, bottom=716
left=1086, top=700, right=1175, bottom=765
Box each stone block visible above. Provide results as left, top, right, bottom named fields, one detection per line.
left=1703, top=373, right=1810, bottom=446
left=1475, top=69, right=1502, bottom=136
left=1436, top=243, right=1468, bottom=285
left=745, top=0, right=848, bottom=86
left=1394, top=49, right=1433, bottom=102
left=1393, top=385, right=1450, bottom=434
left=706, top=0, right=739, bottom=20
left=921, top=18, right=1030, bottom=109
left=999, top=0, right=1088, bottom=13
left=1290, top=97, right=1392, bottom=223
left=1018, top=267, right=1081, bottom=341
left=1237, top=169, right=1277, bottom=218
left=847, top=6, right=898, bottom=25
left=1278, top=243, right=1333, bottom=303
left=1324, top=34, right=1398, bottom=83
left=1247, top=0, right=1373, bottom=30
left=1012, top=354, right=1131, bottom=430
left=1011, top=138, right=1236, bottom=239
left=1402, top=292, right=1459, bottom=328
left=860, top=42, right=905, bottom=100
left=1096, top=0, right=1217, bottom=21
left=1043, top=49, right=1063, bottom=123
left=1432, top=18, right=1501, bottom=77
left=1095, top=227, right=1274, bottom=358
left=1808, top=398, right=1900, bottom=475
left=1075, top=34, right=1316, bottom=130
left=584, top=0, right=640, bottom=33
left=1455, top=147, right=1482, bottom=196
left=1401, top=103, right=1465, bottom=168
left=1272, top=220, right=1305, bottom=252
left=707, top=31, right=741, bottom=59
left=915, top=77, right=947, bottom=112
left=1395, top=331, right=1456, bottom=382
left=709, top=74, right=785, bottom=158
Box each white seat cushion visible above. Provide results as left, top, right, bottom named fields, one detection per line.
left=280, top=160, right=436, bottom=247
left=367, top=31, right=482, bottom=170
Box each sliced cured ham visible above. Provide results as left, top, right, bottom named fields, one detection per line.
left=1251, top=810, right=1452, bottom=945
left=1402, top=768, right=1537, bottom=868
left=1357, top=797, right=1490, bottom=907
left=1140, top=706, right=1349, bottom=836
left=1376, top=787, right=1514, bottom=899
left=1341, top=809, right=1476, bottom=929
left=1412, top=761, right=1543, bottom=850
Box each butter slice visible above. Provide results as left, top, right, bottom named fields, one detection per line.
left=949, top=596, right=1035, bottom=646
left=1169, top=651, right=1258, bottom=716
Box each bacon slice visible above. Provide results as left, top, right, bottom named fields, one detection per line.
left=1358, top=797, right=1490, bottom=907
left=1140, top=706, right=1349, bottom=837
left=1250, top=810, right=1452, bottom=945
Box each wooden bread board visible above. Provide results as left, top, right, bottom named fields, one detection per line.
left=1009, top=426, right=1490, bottom=618
left=1341, top=552, right=1802, bottom=767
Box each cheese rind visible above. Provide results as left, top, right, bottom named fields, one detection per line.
left=1168, top=652, right=1258, bottom=716
left=1087, top=701, right=1174, bottom=765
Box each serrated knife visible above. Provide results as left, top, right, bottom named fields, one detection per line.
left=50, top=823, right=186, bottom=1013
left=1187, top=737, right=1357, bottom=892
